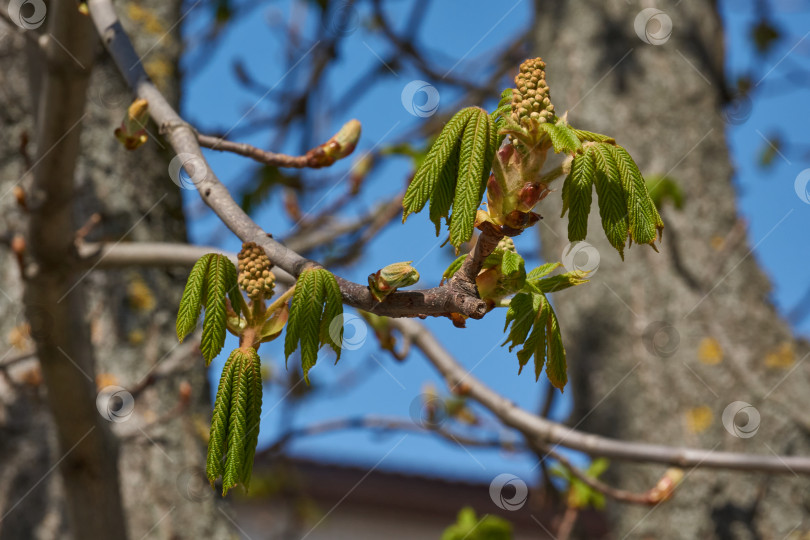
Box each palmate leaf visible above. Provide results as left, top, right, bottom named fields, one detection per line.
left=502, top=290, right=568, bottom=389
left=285, top=268, right=344, bottom=382
left=561, top=150, right=595, bottom=242
left=519, top=299, right=550, bottom=380
left=502, top=264, right=589, bottom=390
left=558, top=138, right=663, bottom=255
left=449, top=108, right=496, bottom=247
left=502, top=292, right=539, bottom=352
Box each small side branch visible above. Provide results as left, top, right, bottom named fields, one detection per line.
left=196, top=119, right=359, bottom=169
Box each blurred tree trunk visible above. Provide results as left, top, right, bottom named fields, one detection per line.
left=532, top=1, right=810, bottom=538
left=0, top=3, right=233, bottom=538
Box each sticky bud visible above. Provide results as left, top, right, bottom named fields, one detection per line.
left=306, top=119, right=362, bottom=168
left=647, top=468, right=684, bottom=504
left=368, top=261, right=420, bottom=301
left=114, top=99, right=150, bottom=150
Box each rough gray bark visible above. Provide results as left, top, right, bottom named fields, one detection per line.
left=532, top=1, right=810, bottom=538
left=1, top=3, right=233, bottom=538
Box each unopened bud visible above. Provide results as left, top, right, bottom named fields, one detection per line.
left=114, top=99, right=150, bottom=150
left=647, top=468, right=684, bottom=504
left=368, top=261, right=420, bottom=301
left=307, top=119, right=362, bottom=167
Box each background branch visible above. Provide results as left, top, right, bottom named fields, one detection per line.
left=389, top=318, right=810, bottom=474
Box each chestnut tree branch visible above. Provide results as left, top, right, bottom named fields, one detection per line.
left=390, top=318, right=810, bottom=475
left=263, top=415, right=526, bottom=455
left=78, top=241, right=810, bottom=478
left=87, top=0, right=488, bottom=320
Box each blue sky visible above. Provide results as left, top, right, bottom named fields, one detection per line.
left=180, top=0, right=810, bottom=484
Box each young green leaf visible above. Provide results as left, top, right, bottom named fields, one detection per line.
left=450, top=108, right=495, bottom=247
left=591, top=143, right=630, bottom=257
left=545, top=306, right=567, bottom=389
left=500, top=250, right=524, bottom=276
left=206, top=348, right=237, bottom=486
left=176, top=254, right=212, bottom=342
left=241, top=348, right=263, bottom=490
left=609, top=145, right=661, bottom=246
left=530, top=270, right=589, bottom=293
left=285, top=268, right=345, bottom=382
left=561, top=150, right=595, bottom=242
left=206, top=347, right=264, bottom=496
left=527, top=262, right=562, bottom=282
left=319, top=270, right=344, bottom=360
left=222, top=350, right=248, bottom=495
left=539, top=120, right=582, bottom=154
left=441, top=507, right=513, bottom=540
left=571, top=128, right=615, bottom=144
left=176, top=253, right=239, bottom=364
left=502, top=292, right=540, bottom=352
left=403, top=108, right=475, bottom=223
left=517, top=299, right=549, bottom=378
left=201, top=254, right=238, bottom=365
left=442, top=254, right=468, bottom=283
left=491, top=88, right=513, bottom=146
left=224, top=255, right=242, bottom=317
left=429, top=142, right=461, bottom=234
left=503, top=264, right=589, bottom=390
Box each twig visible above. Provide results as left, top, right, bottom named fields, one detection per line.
left=538, top=444, right=668, bottom=506
left=196, top=119, right=356, bottom=169
left=263, top=415, right=526, bottom=454
left=389, top=318, right=810, bottom=474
